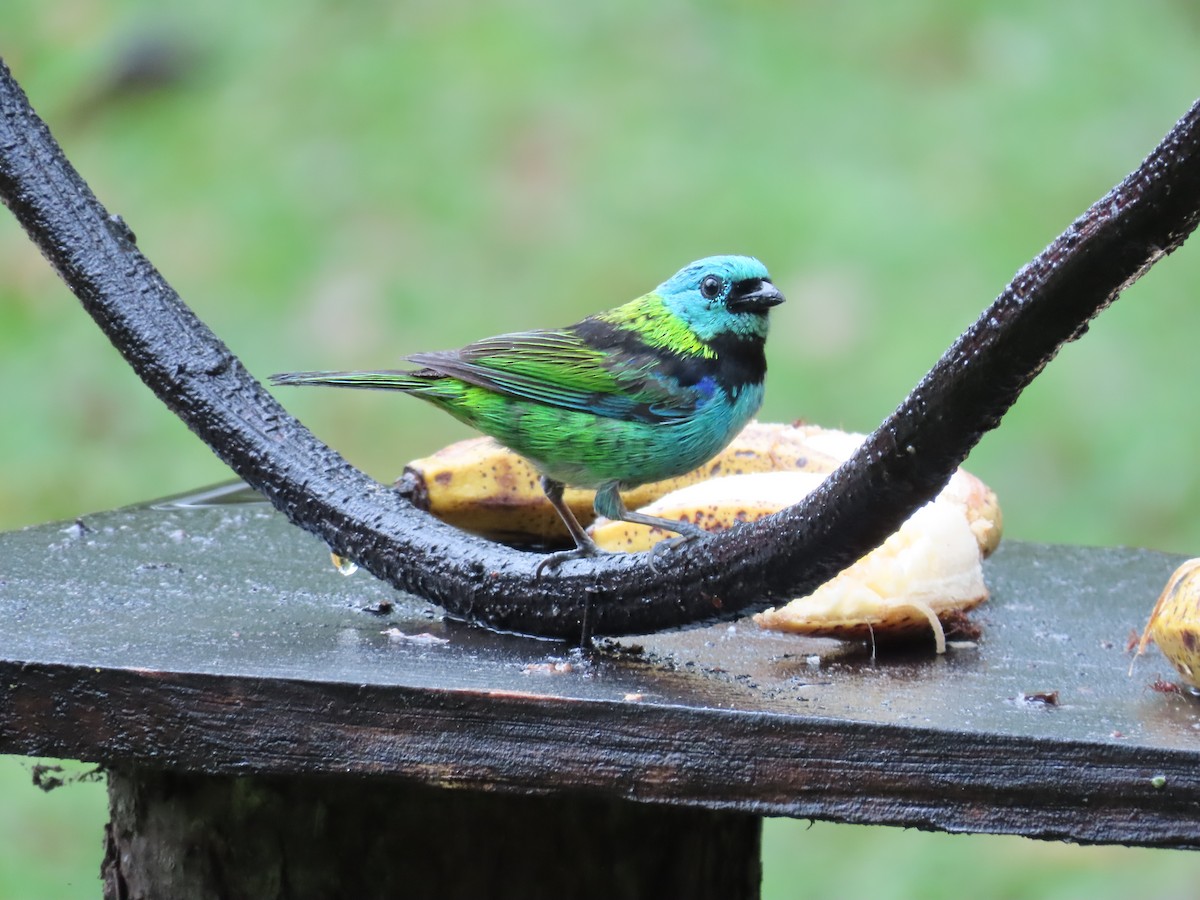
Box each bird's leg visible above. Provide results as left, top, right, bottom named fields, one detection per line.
left=543, top=476, right=597, bottom=549
left=594, top=483, right=708, bottom=567
left=593, top=482, right=707, bottom=540
left=534, top=476, right=607, bottom=577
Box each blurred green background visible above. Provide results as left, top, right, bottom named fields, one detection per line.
left=3, top=1, right=1200, bottom=896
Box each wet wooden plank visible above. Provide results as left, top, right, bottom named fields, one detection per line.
left=2, top=482, right=1198, bottom=848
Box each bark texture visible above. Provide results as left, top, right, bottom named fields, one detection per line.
left=102, top=768, right=761, bottom=900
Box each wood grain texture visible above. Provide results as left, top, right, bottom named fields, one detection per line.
left=2, top=494, right=1199, bottom=848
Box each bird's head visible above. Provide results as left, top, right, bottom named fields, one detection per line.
left=656, top=255, right=784, bottom=341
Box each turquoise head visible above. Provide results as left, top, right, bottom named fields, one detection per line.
left=655, top=255, right=784, bottom=342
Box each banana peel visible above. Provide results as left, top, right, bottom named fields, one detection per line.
left=393, top=421, right=1001, bottom=652
left=396, top=421, right=1002, bottom=554
left=1133, top=558, right=1200, bottom=687
left=395, top=422, right=844, bottom=543
left=590, top=470, right=994, bottom=653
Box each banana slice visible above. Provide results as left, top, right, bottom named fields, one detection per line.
left=590, top=471, right=990, bottom=653
left=1133, top=558, right=1200, bottom=687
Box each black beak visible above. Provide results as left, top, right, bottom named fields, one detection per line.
left=726, top=278, right=785, bottom=313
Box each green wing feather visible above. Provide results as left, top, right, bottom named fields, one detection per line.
left=409, top=328, right=697, bottom=422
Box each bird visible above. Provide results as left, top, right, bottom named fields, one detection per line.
left=271, top=255, right=785, bottom=571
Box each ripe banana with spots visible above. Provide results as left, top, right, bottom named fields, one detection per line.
left=395, top=421, right=845, bottom=544
left=396, top=421, right=1003, bottom=554
left=1133, top=558, right=1200, bottom=687
left=389, top=421, right=1002, bottom=651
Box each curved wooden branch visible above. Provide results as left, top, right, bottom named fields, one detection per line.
left=2, top=56, right=1199, bottom=639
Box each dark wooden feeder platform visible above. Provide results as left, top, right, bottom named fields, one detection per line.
left=2, top=482, right=1199, bottom=899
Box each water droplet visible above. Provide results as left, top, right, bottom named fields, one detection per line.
left=330, top=552, right=358, bottom=576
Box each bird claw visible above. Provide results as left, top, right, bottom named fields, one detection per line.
left=648, top=530, right=704, bottom=571
left=535, top=545, right=609, bottom=579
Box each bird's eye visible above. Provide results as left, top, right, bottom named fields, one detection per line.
left=699, top=274, right=724, bottom=300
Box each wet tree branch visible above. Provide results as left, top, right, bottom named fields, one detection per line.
left=2, top=57, right=1199, bottom=639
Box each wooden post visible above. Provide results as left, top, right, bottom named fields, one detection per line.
left=102, top=768, right=760, bottom=899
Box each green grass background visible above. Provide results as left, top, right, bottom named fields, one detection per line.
left=3, top=1, right=1200, bottom=896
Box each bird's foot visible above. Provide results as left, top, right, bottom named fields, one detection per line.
left=648, top=529, right=706, bottom=571
left=534, top=544, right=611, bottom=579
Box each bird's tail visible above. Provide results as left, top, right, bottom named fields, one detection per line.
left=269, top=370, right=427, bottom=392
